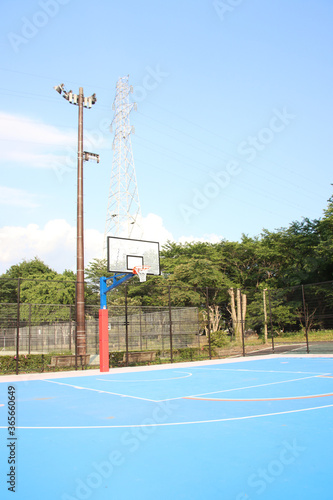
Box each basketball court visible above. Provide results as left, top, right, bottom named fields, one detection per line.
left=2, top=239, right=333, bottom=499
left=1, top=354, right=333, bottom=499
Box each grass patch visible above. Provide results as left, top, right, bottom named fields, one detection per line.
left=276, top=329, right=333, bottom=342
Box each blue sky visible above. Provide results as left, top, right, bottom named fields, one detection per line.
left=0, top=0, right=332, bottom=273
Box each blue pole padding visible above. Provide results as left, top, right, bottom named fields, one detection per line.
left=100, top=277, right=108, bottom=309
left=100, top=274, right=135, bottom=309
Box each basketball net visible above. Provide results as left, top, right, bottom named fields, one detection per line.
left=133, top=266, right=151, bottom=282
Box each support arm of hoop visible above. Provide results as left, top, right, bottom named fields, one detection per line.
left=100, top=274, right=134, bottom=309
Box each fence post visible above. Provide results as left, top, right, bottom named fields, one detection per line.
left=197, top=307, right=201, bottom=356
left=139, top=307, right=143, bottom=351
left=28, top=303, right=32, bottom=355
left=240, top=290, right=246, bottom=357
left=69, top=305, right=72, bottom=352
left=205, top=288, right=212, bottom=360
left=168, top=286, right=173, bottom=363
left=96, top=314, right=99, bottom=354
left=301, top=285, right=310, bottom=354
left=125, top=285, right=129, bottom=366
left=16, top=278, right=20, bottom=375
left=263, top=289, right=268, bottom=344
left=268, top=290, right=275, bottom=353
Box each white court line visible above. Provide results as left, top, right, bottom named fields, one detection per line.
left=1, top=403, right=332, bottom=429
left=43, top=373, right=332, bottom=404
left=193, top=367, right=329, bottom=375
left=96, top=371, right=192, bottom=383
left=155, top=374, right=331, bottom=402
left=43, top=380, right=157, bottom=402
left=185, top=392, right=333, bottom=401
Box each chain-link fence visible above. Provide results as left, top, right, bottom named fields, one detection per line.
left=0, top=303, right=75, bottom=354
left=1, top=278, right=333, bottom=374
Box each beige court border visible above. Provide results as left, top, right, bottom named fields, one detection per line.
left=1, top=353, right=332, bottom=383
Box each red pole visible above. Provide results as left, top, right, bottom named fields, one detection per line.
left=99, top=308, right=109, bottom=372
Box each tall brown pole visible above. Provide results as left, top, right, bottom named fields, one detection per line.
left=54, top=83, right=97, bottom=357
left=76, top=87, right=86, bottom=356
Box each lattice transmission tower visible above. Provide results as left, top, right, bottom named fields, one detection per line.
left=104, top=76, right=143, bottom=247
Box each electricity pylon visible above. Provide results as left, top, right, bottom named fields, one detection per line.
left=104, top=76, right=143, bottom=247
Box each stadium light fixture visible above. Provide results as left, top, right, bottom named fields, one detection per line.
left=54, top=83, right=98, bottom=357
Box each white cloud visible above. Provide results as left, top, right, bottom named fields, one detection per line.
left=0, top=112, right=75, bottom=147
left=117, top=213, right=222, bottom=247
left=0, top=186, right=40, bottom=208
left=0, top=219, right=103, bottom=274
left=128, top=213, right=174, bottom=245
left=0, top=214, right=174, bottom=274
left=1, top=151, right=71, bottom=170
left=0, top=112, right=111, bottom=171
left=178, top=234, right=223, bottom=244
left=143, top=213, right=174, bottom=243
left=0, top=112, right=76, bottom=170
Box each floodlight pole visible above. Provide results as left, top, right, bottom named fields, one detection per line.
left=77, top=87, right=85, bottom=357
left=54, top=83, right=98, bottom=358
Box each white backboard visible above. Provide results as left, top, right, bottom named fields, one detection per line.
left=107, top=236, right=160, bottom=275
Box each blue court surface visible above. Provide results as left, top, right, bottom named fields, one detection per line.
left=1, top=355, right=333, bottom=500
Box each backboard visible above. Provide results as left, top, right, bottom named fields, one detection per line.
left=107, top=236, right=160, bottom=275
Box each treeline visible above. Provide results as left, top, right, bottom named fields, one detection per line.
left=160, top=194, right=333, bottom=291
left=1, top=195, right=333, bottom=310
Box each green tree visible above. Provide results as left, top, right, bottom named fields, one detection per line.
left=20, top=273, right=76, bottom=305
left=313, top=195, right=333, bottom=282
left=0, top=258, right=56, bottom=303
left=84, top=258, right=111, bottom=295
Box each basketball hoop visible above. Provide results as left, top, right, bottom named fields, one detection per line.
left=133, top=265, right=151, bottom=282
